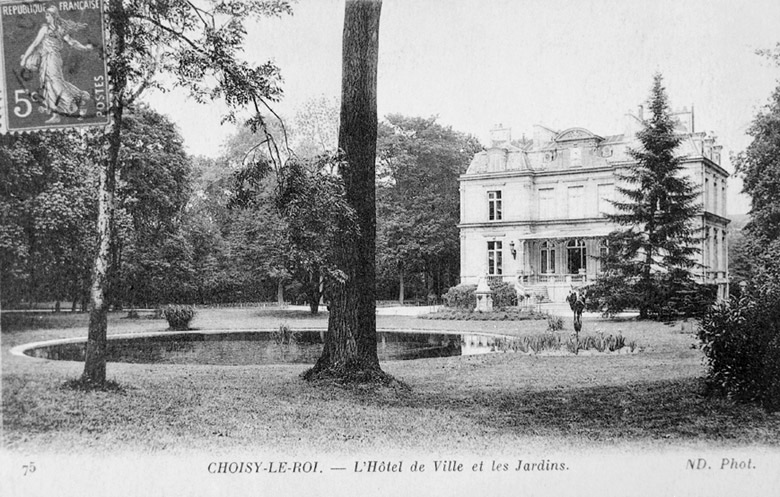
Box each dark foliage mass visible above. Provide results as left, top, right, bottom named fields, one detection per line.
left=0, top=132, right=97, bottom=309
left=700, top=45, right=780, bottom=412
left=376, top=115, right=483, bottom=303
left=698, top=290, right=780, bottom=411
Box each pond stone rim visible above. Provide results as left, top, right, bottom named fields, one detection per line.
left=9, top=328, right=511, bottom=361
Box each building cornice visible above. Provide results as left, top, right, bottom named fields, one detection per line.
left=704, top=212, right=731, bottom=225
left=459, top=156, right=728, bottom=182
left=459, top=165, right=616, bottom=182
left=458, top=217, right=612, bottom=230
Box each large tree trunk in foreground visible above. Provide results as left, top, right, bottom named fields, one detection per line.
left=304, top=0, right=387, bottom=382
left=81, top=0, right=127, bottom=387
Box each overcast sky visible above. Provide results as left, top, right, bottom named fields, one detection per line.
left=144, top=0, right=780, bottom=216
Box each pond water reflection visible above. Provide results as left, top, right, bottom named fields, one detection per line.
left=23, top=331, right=507, bottom=366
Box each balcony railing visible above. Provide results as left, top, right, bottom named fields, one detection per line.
left=486, top=274, right=591, bottom=286
left=704, top=270, right=728, bottom=283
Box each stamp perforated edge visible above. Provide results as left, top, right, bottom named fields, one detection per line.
left=0, top=0, right=112, bottom=135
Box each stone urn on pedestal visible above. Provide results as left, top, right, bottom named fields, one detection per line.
left=475, top=276, right=494, bottom=312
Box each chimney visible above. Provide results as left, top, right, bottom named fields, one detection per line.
left=637, top=105, right=644, bottom=121
left=490, top=124, right=511, bottom=148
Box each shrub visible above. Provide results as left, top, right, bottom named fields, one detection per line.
left=420, top=308, right=546, bottom=321
left=272, top=324, right=299, bottom=345
left=585, top=271, right=717, bottom=319
left=698, top=291, right=780, bottom=411
left=546, top=314, right=563, bottom=332
left=487, top=280, right=518, bottom=309
left=443, top=281, right=519, bottom=311
left=443, top=284, right=477, bottom=310
left=162, top=305, right=196, bottom=331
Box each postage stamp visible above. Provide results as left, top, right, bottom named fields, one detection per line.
left=0, top=0, right=109, bottom=133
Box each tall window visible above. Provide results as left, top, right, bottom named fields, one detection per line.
left=567, top=185, right=584, bottom=218
left=539, top=188, right=554, bottom=219
left=570, top=147, right=582, bottom=167
left=567, top=239, right=587, bottom=274
left=713, top=179, right=718, bottom=215
left=488, top=191, right=502, bottom=221
left=599, top=239, right=609, bottom=271
left=540, top=241, right=555, bottom=274
left=597, top=183, right=613, bottom=216
left=488, top=241, right=503, bottom=275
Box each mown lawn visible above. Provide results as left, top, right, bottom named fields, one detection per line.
left=2, top=307, right=779, bottom=455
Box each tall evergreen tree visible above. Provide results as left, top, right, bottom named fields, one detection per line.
left=592, top=73, right=701, bottom=319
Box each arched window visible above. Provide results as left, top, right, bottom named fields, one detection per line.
left=567, top=239, right=587, bottom=274
left=540, top=241, right=555, bottom=274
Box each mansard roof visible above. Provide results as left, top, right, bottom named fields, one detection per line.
left=464, top=116, right=724, bottom=176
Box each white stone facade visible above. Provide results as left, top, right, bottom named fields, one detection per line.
left=458, top=109, right=730, bottom=302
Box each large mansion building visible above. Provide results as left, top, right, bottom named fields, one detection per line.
left=458, top=108, right=730, bottom=302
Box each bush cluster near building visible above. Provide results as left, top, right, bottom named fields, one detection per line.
left=430, top=280, right=545, bottom=321
left=698, top=290, right=780, bottom=411
left=443, top=281, right=518, bottom=309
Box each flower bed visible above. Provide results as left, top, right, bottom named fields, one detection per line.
left=420, top=308, right=547, bottom=321
left=491, top=332, right=638, bottom=355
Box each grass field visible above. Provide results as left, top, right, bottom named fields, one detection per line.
left=2, top=307, right=779, bottom=455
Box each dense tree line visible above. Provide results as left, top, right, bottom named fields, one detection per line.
left=376, top=115, right=482, bottom=303
left=0, top=131, right=97, bottom=310
left=1, top=107, right=477, bottom=310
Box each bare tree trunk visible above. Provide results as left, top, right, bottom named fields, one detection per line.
left=640, top=241, right=653, bottom=319
left=81, top=0, right=127, bottom=387
left=277, top=279, right=285, bottom=307
left=304, top=0, right=389, bottom=383
left=307, top=269, right=321, bottom=315
left=398, top=265, right=405, bottom=305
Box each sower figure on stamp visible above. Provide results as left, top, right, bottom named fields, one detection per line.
left=20, top=6, right=94, bottom=124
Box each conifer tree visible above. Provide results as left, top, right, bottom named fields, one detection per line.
left=592, top=73, right=701, bottom=319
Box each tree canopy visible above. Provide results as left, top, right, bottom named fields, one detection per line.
left=733, top=44, right=780, bottom=294
left=81, top=0, right=294, bottom=387
left=376, top=115, right=482, bottom=302
left=0, top=132, right=97, bottom=309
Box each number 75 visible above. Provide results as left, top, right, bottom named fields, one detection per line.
left=22, top=462, right=36, bottom=476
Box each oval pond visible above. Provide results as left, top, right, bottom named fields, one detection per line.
left=21, top=331, right=505, bottom=365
